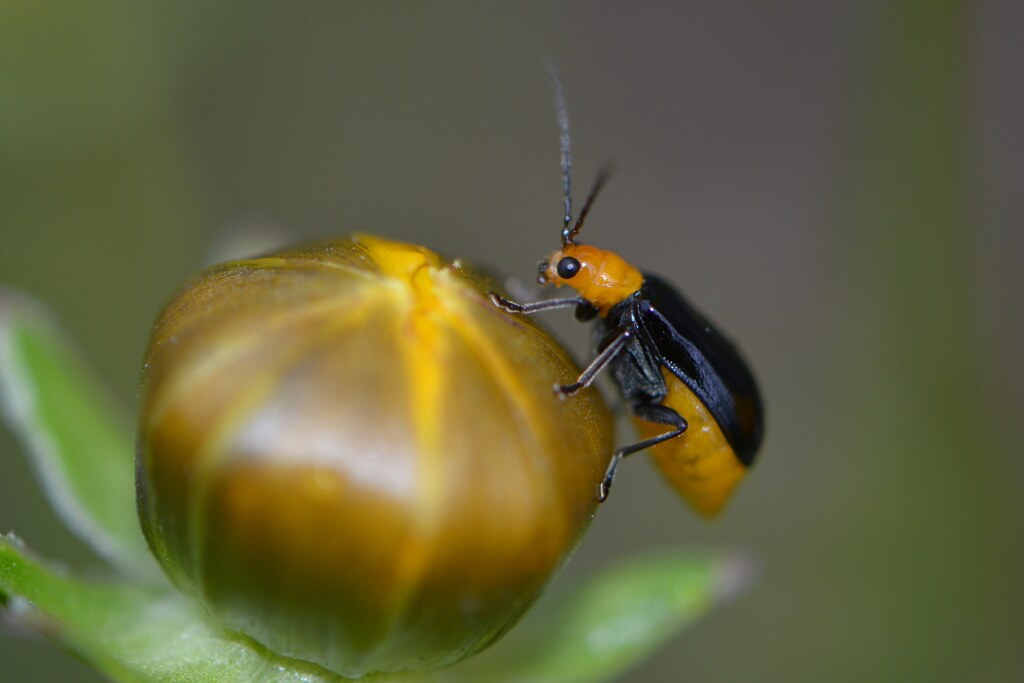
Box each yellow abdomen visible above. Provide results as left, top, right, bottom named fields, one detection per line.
left=633, top=368, right=746, bottom=517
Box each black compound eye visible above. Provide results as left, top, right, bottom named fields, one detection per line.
left=556, top=256, right=582, bottom=280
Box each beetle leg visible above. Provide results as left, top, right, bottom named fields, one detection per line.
left=598, top=403, right=688, bottom=502
left=489, top=292, right=587, bottom=314
left=556, top=326, right=631, bottom=397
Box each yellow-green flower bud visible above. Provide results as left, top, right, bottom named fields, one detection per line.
left=135, top=235, right=613, bottom=677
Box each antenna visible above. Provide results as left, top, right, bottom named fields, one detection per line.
left=546, top=66, right=613, bottom=247
left=546, top=64, right=573, bottom=238
left=564, top=166, right=612, bottom=246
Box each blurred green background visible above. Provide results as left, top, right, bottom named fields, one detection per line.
left=2, top=2, right=1022, bottom=681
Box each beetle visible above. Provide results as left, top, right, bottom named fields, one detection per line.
left=491, top=89, right=763, bottom=517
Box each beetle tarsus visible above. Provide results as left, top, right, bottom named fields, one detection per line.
left=489, top=292, right=524, bottom=313
left=598, top=453, right=622, bottom=502
left=555, top=381, right=584, bottom=398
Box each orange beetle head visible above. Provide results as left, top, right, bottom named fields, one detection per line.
left=538, top=243, right=642, bottom=314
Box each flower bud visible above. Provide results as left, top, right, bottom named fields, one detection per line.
left=135, top=235, right=613, bottom=677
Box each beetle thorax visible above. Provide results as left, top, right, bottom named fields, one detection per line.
left=544, top=244, right=643, bottom=314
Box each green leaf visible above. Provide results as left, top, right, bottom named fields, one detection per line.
left=0, top=534, right=749, bottom=683
left=441, top=550, right=752, bottom=683
left=0, top=290, right=158, bottom=580
left=0, top=534, right=430, bottom=683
